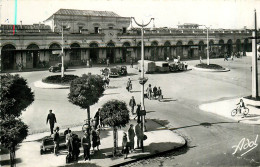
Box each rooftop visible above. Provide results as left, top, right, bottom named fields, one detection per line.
left=45, top=9, right=121, bottom=21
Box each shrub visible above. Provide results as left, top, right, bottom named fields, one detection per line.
left=42, top=75, right=79, bottom=85
left=195, top=63, right=224, bottom=70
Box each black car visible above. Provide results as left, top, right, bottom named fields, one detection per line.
left=49, top=63, right=68, bottom=72
left=116, top=66, right=127, bottom=76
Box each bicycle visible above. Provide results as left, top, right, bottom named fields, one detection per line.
left=231, top=106, right=249, bottom=117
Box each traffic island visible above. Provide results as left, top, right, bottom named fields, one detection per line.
left=0, top=119, right=186, bottom=167
left=193, top=63, right=230, bottom=72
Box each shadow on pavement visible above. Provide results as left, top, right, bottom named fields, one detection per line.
left=66, top=162, right=101, bottom=167
left=244, top=114, right=260, bottom=118
left=169, top=121, right=238, bottom=130
left=0, top=158, right=22, bottom=166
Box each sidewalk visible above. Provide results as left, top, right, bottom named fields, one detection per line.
left=0, top=119, right=186, bottom=167
left=200, top=98, right=260, bottom=124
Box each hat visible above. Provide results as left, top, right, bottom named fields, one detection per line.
left=55, top=126, right=59, bottom=131
left=130, top=124, right=133, bottom=127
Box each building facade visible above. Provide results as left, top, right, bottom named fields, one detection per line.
left=1, top=9, right=259, bottom=71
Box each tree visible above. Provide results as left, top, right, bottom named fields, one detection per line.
left=100, top=100, right=130, bottom=156
left=0, top=116, right=28, bottom=166
left=68, top=73, right=105, bottom=131
left=0, top=74, right=34, bottom=119
left=0, top=74, right=34, bottom=167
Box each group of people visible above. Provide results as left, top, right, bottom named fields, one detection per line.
left=146, top=84, right=162, bottom=101
left=46, top=109, right=101, bottom=161
left=224, top=51, right=243, bottom=61
left=122, top=122, right=144, bottom=159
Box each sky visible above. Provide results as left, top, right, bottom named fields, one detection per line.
left=0, top=0, right=260, bottom=29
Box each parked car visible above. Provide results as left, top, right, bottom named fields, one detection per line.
left=117, top=65, right=127, bottom=76
left=169, top=62, right=185, bottom=72
left=40, top=135, right=66, bottom=154
left=49, top=63, right=68, bottom=72
left=109, top=67, right=119, bottom=77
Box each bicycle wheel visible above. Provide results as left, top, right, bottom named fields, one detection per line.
left=243, top=108, right=249, bottom=116
left=231, top=109, right=237, bottom=116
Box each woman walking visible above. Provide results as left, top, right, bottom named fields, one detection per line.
left=122, top=132, right=129, bottom=159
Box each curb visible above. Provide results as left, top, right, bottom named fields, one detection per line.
left=34, top=80, right=70, bottom=89
left=111, top=141, right=187, bottom=167
left=192, top=66, right=230, bottom=72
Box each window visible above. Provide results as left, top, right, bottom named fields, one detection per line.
left=109, top=27, right=113, bottom=29
left=123, top=27, right=126, bottom=33
left=94, top=27, right=99, bottom=34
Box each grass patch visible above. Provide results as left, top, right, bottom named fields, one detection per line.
left=195, top=63, right=224, bottom=70
left=42, top=75, right=79, bottom=85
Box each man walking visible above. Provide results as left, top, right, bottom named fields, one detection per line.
left=135, top=121, right=144, bottom=152
left=128, top=124, right=135, bottom=152
left=46, top=110, right=57, bottom=135
left=129, top=96, right=136, bottom=114
left=81, top=131, right=91, bottom=161
left=53, top=127, right=60, bottom=156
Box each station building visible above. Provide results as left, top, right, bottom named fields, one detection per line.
left=0, top=9, right=259, bottom=71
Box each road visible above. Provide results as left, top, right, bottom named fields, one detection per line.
left=15, top=56, right=260, bottom=166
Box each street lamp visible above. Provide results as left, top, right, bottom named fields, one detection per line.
left=61, top=22, right=65, bottom=78
left=202, top=25, right=211, bottom=65
left=131, top=17, right=154, bottom=131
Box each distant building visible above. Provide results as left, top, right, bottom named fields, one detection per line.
left=1, top=9, right=259, bottom=71
left=177, top=23, right=200, bottom=29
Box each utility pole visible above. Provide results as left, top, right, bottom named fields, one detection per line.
left=252, top=9, right=258, bottom=98
left=131, top=17, right=154, bottom=132
left=61, top=22, right=64, bottom=78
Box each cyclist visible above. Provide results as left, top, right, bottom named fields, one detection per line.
left=236, top=99, right=246, bottom=118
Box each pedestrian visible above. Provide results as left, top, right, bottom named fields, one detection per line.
left=224, top=52, right=228, bottom=61
left=135, top=121, right=144, bottom=152
left=90, top=58, right=92, bottom=67
left=106, top=58, right=110, bottom=67
left=134, top=104, right=141, bottom=123
left=66, top=130, right=74, bottom=158
left=122, top=132, right=129, bottom=159
left=157, top=87, right=163, bottom=101
left=126, top=78, right=132, bottom=92
left=81, top=131, right=91, bottom=161
left=166, top=57, right=169, bottom=62
left=92, top=129, right=100, bottom=151
left=153, top=86, right=157, bottom=99
left=130, top=58, right=133, bottom=68
left=46, top=110, right=57, bottom=135
left=53, top=126, right=60, bottom=156
left=128, top=124, right=135, bottom=152
left=72, top=134, right=81, bottom=161
left=200, top=56, right=202, bottom=63
left=129, top=96, right=136, bottom=114
left=94, top=108, right=100, bottom=129
left=184, top=62, right=188, bottom=70
left=146, top=84, right=152, bottom=100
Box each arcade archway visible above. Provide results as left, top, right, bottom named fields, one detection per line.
left=26, top=44, right=40, bottom=68
left=89, top=42, right=99, bottom=63
left=1, top=44, right=16, bottom=70
left=106, top=42, right=115, bottom=63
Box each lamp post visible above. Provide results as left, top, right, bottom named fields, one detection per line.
left=61, top=22, right=64, bottom=78
left=131, top=17, right=154, bottom=132
left=202, top=25, right=211, bottom=65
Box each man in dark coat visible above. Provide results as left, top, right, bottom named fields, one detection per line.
left=81, top=131, right=91, bottom=161
left=153, top=86, right=158, bottom=99
left=129, top=96, right=136, bottom=114
left=135, top=121, right=143, bottom=152
left=53, top=127, right=60, bottom=156
left=94, top=108, right=100, bottom=129
left=46, top=110, right=57, bottom=135
left=128, top=124, right=135, bottom=152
